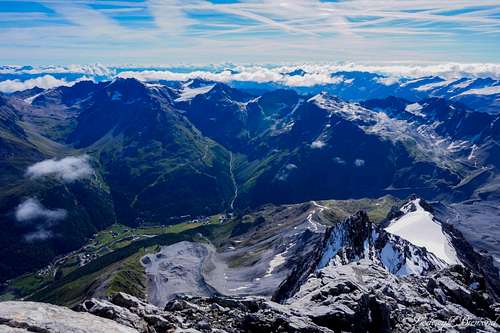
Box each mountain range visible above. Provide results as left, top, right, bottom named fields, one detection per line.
left=0, top=74, right=499, bottom=332
left=1, top=76, right=500, bottom=278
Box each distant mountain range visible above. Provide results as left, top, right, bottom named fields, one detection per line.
left=2, top=65, right=499, bottom=113
left=230, top=71, right=500, bottom=115
left=0, top=76, right=499, bottom=283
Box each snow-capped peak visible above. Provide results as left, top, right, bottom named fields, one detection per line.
left=317, top=210, right=447, bottom=277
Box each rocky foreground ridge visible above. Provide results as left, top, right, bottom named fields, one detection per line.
left=1, top=264, right=499, bottom=333
left=1, top=199, right=499, bottom=332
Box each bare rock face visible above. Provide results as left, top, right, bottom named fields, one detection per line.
left=75, top=263, right=500, bottom=333
left=287, top=262, right=500, bottom=332
left=78, top=292, right=178, bottom=333
left=81, top=292, right=332, bottom=333
left=0, top=300, right=138, bottom=333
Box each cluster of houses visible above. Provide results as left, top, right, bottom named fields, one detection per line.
left=33, top=213, right=235, bottom=280
left=78, top=252, right=98, bottom=267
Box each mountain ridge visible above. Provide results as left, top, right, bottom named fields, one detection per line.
left=0, top=77, right=498, bottom=290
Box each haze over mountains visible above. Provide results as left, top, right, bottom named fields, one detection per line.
left=0, top=64, right=499, bottom=332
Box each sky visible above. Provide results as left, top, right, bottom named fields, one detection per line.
left=0, top=0, right=499, bottom=65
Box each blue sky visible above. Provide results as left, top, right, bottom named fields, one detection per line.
left=0, top=0, right=499, bottom=65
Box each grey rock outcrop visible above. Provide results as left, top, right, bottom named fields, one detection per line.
left=74, top=260, right=499, bottom=333
left=81, top=292, right=332, bottom=333
left=0, top=300, right=138, bottom=333
left=287, top=261, right=499, bottom=332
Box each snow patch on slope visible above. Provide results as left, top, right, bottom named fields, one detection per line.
left=459, top=85, right=500, bottom=96
left=24, top=92, right=44, bottom=105
left=175, top=82, right=215, bottom=102
left=414, top=78, right=456, bottom=91
left=405, top=103, right=425, bottom=117
left=264, top=250, right=288, bottom=277
left=385, top=199, right=461, bottom=265
left=450, top=79, right=474, bottom=90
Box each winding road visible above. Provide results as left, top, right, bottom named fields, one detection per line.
left=229, top=151, right=238, bottom=211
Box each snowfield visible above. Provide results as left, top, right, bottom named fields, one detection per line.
left=174, top=82, right=215, bottom=102
left=404, top=102, right=425, bottom=117
left=385, top=199, right=461, bottom=265
left=459, top=85, right=500, bottom=96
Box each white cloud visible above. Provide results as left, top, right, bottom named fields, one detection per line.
left=15, top=198, right=66, bottom=223
left=26, top=155, right=94, bottom=182
left=333, top=157, right=346, bottom=165
left=15, top=198, right=67, bottom=242
left=117, top=67, right=345, bottom=87
left=119, top=67, right=346, bottom=86
left=0, top=64, right=114, bottom=76
left=24, top=229, right=54, bottom=242
left=276, top=163, right=298, bottom=181
left=0, top=75, right=87, bottom=93
left=118, top=63, right=500, bottom=88
left=375, top=76, right=400, bottom=86
left=2, top=63, right=500, bottom=92
left=278, top=63, right=500, bottom=80
left=311, top=140, right=326, bottom=149
left=118, top=69, right=280, bottom=84
left=354, top=159, right=365, bottom=167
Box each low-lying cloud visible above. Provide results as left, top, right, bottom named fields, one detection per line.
left=311, top=140, right=326, bottom=149
left=117, top=62, right=500, bottom=87
left=0, top=64, right=115, bottom=76
left=15, top=198, right=67, bottom=222
left=354, top=159, right=365, bottom=167
left=118, top=69, right=351, bottom=87
left=375, top=76, right=400, bottom=86
left=15, top=198, right=67, bottom=242
left=3, top=63, right=499, bottom=92
left=26, top=155, right=93, bottom=182
left=0, top=75, right=89, bottom=93
left=24, top=229, right=54, bottom=242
